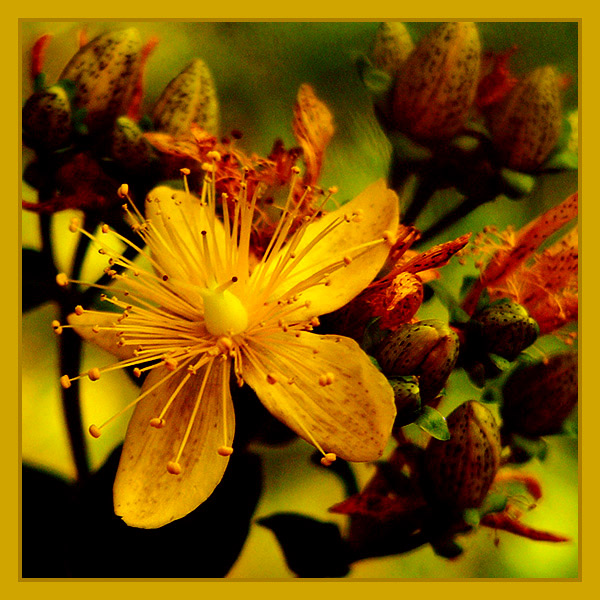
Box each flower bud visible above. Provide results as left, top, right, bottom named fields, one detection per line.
left=389, top=375, right=421, bottom=427
left=376, top=319, right=459, bottom=401
left=371, top=22, right=414, bottom=78
left=468, top=299, right=539, bottom=361
left=152, top=59, right=220, bottom=137
left=488, top=66, right=562, bottom=172
left=109, top=116, right=159, bottom=174
left=392, top=22, right=481, bottom=141
left=22, top=84, right=72, bottom=152
left=423, top=400, right=501, bottom=511
left=501, top=351, right=578, bottom=437
left=60, top=28, right=143, bottom=133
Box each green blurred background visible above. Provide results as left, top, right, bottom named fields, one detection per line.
left=21, top=21, right=578, bottom=578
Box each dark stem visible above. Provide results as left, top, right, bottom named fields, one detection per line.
left=416, top=193, right=490, bottom=246
left=70, top=214, right=100, bottom=282
left=401, top=174, right=439, bottom=226
left=39, top=206, right=91, bottom=482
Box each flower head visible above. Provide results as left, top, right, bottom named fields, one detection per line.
left=463, top=192, right=578, bottom=337
left=55, top=159, right=399, bottom=528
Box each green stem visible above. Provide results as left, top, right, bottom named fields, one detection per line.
left=417, top=193, right=492, bottom=246
left=401, top=175, right=439, bottom=226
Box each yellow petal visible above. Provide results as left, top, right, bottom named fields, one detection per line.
left=274, top=179, right=399, bottom=319
left=113, top=360, right=235, bottom=528
left=242, top=331, right=396, bottom=461
left=144, top=186, right=226, bottom=285
left=67, top=311, right=134, bottom=360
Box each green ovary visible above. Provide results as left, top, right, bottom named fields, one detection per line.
left=201, top=288, right=249, bottom=336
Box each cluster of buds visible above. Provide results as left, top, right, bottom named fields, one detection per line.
left=330, top=399, right=569, bottom=562
left=358, top=21, right=576, bottom=233
left=22, top=28, right=335, bottom=230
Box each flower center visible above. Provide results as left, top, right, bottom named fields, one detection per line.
left=201, top=287, right=249, bottom=336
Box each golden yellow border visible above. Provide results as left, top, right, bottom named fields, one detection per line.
left=9, top=1, right=595, bottom=597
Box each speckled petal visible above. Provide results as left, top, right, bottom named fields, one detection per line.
left=242, top=331, right=396, bottom=461
left=114, top=360, right=235, bottom=528
left=272, top=179, right=399, bottom=319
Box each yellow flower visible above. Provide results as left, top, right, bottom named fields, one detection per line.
left=56, top=158, right=399, bottom=528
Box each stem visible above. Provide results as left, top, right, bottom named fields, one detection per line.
left=401, top=174, right=439, bottom=226
left=39, top=205, right=91, bottom=482
left=417, top=193, right=492, bottom=246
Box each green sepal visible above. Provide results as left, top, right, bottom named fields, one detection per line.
left=389, top=131, right=433, bottom=163
left=138, top=114, right=154, bottom=131
left=562, top=406, right=578, bottom=438
left=415, top=406, right=450, bottom=441
left=368, top=355, right=383, bottom=371
left=55, top=78, right=78, bottom=102
left=462, top=508, right=480, bottom=528
left=511, top=433, right=549, bottom=462
left=478, top=492, right=508, bottom=517
left=451, top=135, right=480, bottom=153
left=72, top=107, right=89, bottom=136
left=355, top=54, right=394, bottom=96
left=33, top=72, right=46, bottom=93
left=487, top=353, right=511, bottom=372
left=481, top=387, right=500, bottom=404
left=362, top=317, right=387, bottom=352
left=500, top=168, right=536, bottom=199
left=431, top=536, right=463, bottom=559
left=542, top=149, right=579, bottom=171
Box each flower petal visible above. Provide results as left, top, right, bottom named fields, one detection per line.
left=272, top=179, right=399, bottom=319
left=144, top=186, right=226, bottom=286
left=242, top=331, right=396, bottom=461
left=113, top=360, right=235, bottom=528
left=67, top=311, right=134, bottom=360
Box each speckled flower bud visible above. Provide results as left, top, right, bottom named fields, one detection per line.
left=22, top=84, right=72, bottom=152
left=152, top=59, right=220, bottom=137
left=371, top=22, right=414, bottom=78
left=423, top=400, right=501, bottom=511
left=389, top=376, right=421, bottom=426
left=468, top=300, right=539, bottom=361
left=376, top=319, right=459, bottom=402
left=488, top=66, right=562, bottom=172
left=501, top=351, right=578, bottom=438
left=59, top=28, right=143, bottom=133
left=109, top=116, right=159, bottom=174
left=392, top=22, right=481, bottom=141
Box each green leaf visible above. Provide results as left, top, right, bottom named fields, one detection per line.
left=258, top=513, right=350, bottom=577
left=415, top=406, right=450, bottom=441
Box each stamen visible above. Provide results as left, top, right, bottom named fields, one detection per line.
left=88, top=367, right=101, bottom=381
left=320, top=453, right=337, bottom=467
left=89, top=424, right=102, bottom=438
